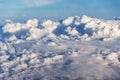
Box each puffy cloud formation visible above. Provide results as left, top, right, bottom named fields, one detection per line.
left=0, top=15, right=120, bottom=80
left=81, top=15, right=120, bottom=41
left=2, top=15, right=120, bottom=41
left=63, top=16, right=74, bottom=26
left=3, top=19, right=38, bottom=33
left=0, top=40, right=120, bottom=80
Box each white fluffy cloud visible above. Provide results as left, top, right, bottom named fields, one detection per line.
left=2, top=15, right=120, bottom=41
left=63, top=16, right=74, bottom=26
left=2, top=19, right=38, bottom=33
left=1, top=41, right=119, bottom=80
left=81, top=15, right=120, bottom=41
left=1, top=15, right=120, bottom=79
left=27, top=20, right=59, bottom=40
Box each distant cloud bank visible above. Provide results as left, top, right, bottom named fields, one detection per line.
left=2, top=15, right=120, bottom=41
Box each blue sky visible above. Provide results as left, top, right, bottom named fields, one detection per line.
left=0, top=0, right=120, bottom=20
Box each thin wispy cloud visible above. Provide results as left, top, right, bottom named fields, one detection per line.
left=21, top=0, right=60, bottom=7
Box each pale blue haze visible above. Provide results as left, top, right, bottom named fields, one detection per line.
left=0, top=0, right=120, bottom=20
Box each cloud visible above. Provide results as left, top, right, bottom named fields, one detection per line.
left=2, top=19, right=38, bottom=33
left=22, top=0, right=60, bottom=7
left=1, top=40, right=119, bottom=80
left=0, top=15, right=120, bottom=79
left=2, top=15, right=120, bottom=41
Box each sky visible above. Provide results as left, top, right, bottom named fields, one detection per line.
left=0, top=0, right=120, bottom=20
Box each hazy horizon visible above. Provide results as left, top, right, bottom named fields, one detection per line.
left=0, top=0, right=120, bottom=20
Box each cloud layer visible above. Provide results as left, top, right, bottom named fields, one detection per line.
left=2, top=15, right=120, bottom=42
left=0, top=15, right=120, bottom=80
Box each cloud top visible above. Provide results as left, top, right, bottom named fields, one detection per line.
left=2, top=15, right=120, bottom=41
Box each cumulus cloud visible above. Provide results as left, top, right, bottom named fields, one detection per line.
left=81, top=15, right=120, bottom=41
left=2, top=41, right=119, bottom=80
left=22, top=0, right=60, bottom=7
left=2, top=15, right=120, bottom=42
left=0, top=15, right=120, bottom=80
left=2, top=19, right=38, bottom=34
